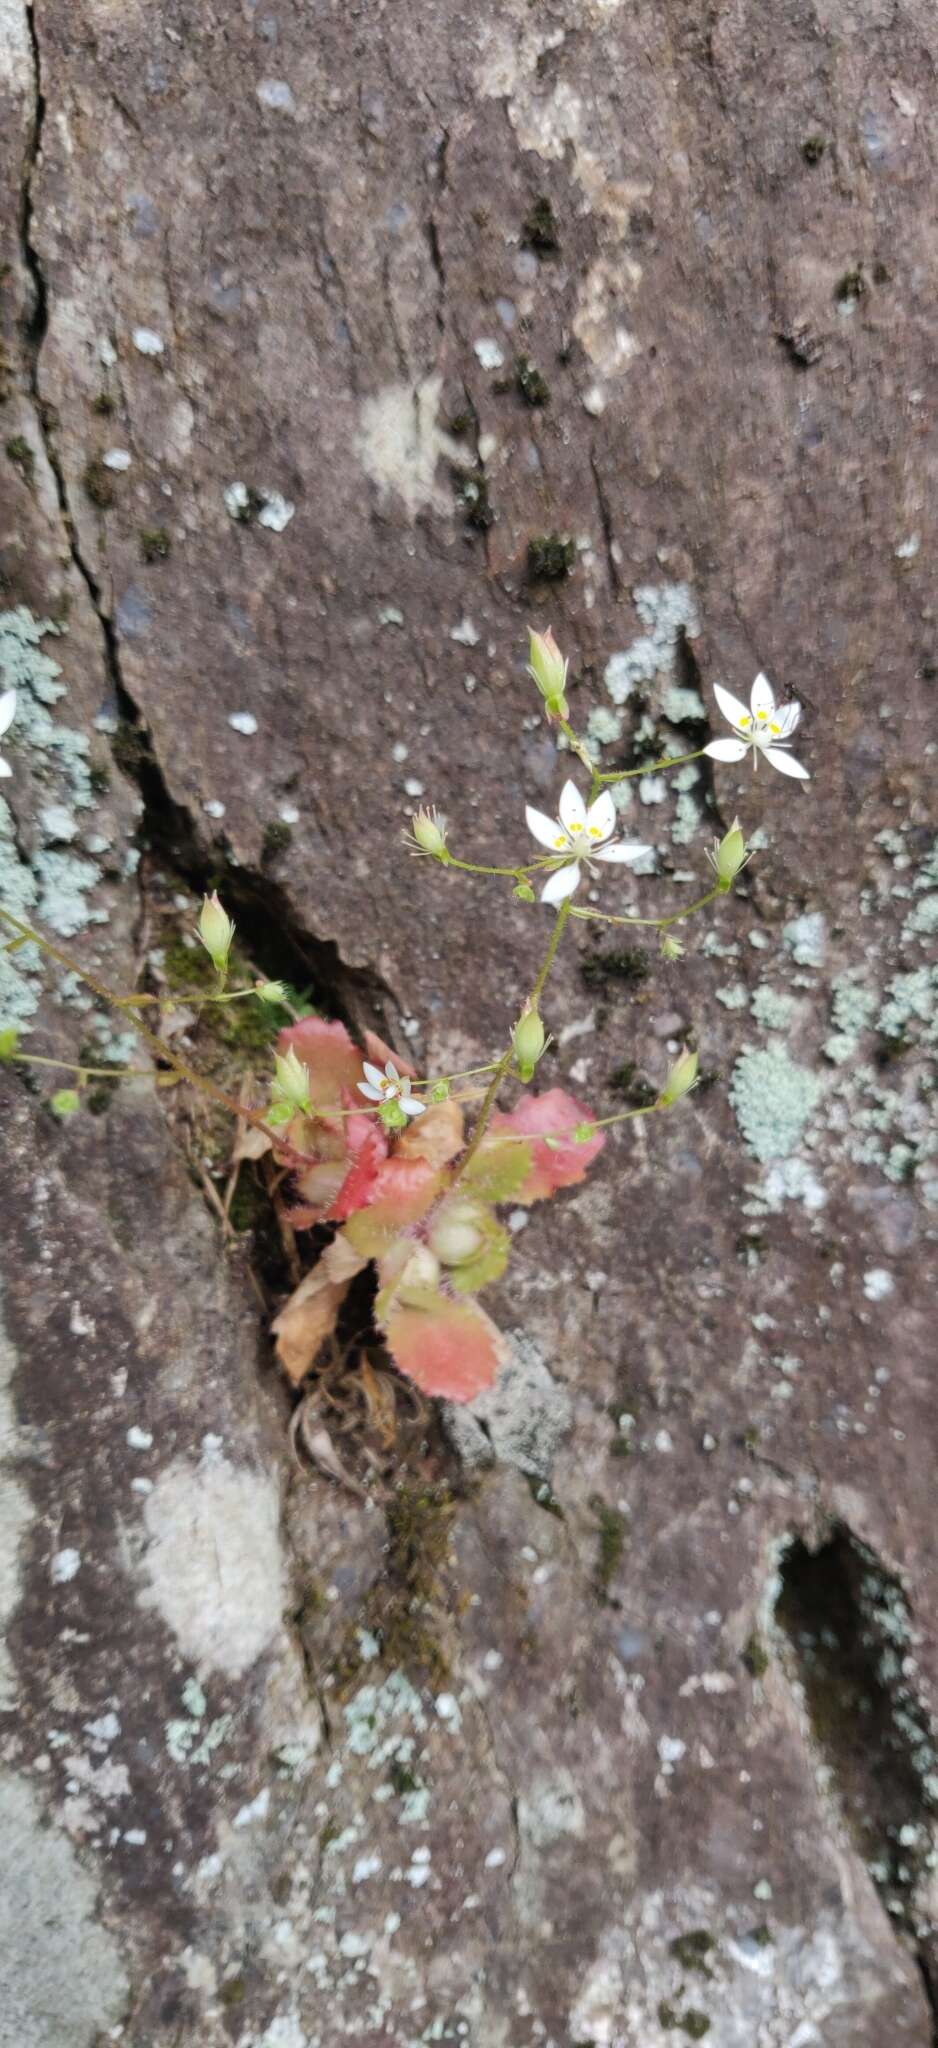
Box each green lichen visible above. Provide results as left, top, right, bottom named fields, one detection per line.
left=730, top=1047, right=823, bottom=1162
left=751, top=986, right=796, bottom=1031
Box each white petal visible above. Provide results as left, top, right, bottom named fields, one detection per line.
left=558, top=779, right=587, bottom=836
left=526, top=803, right=562, bottom=850
left=403, top=1097, right=427, bottom=1117
left=750, top=672, right=776, bottom=721
left=0, top=758, right=10, bottom=778
left=585, top=789, right=616, bottom=842
left=712, top=682, right=751, bottom=732
left=540, top=861, right=581, bottom=904
left=358, top=1081, right=383, bottom=1101
left=775, top=699, right=802, bottom=738
left=0, top=690, right=15, bottom=738
left=704, top=737, right=749, bottom=763
left=763, top=745, right=810, bottom=780
left=593, top=840, right=652, bottom=864
left=361, top=1061, right=385, bottom=1090
left=384, top=1060, right=399, bottom=1081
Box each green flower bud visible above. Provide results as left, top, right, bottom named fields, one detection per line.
left=660, top=933, right=685, bottom=961
left=196, top=891, right=235, bottom=973
left=0, top=1027, right=19, bottom=1063
left=526, top=626, right=570, bottom=720
left=658, top=1046, right=699, bottom=1109
left=50, top=1088, right=81, bottom=1119
left=511, top=1003, right=548, bottom=1081
left=379, top=1097, right=408, bottom=1131
left=574, top=1121, right=597, bottom=1143
left=271, top=1046, right=311, bottom=1112
left=707, top=819, right=750, bottom=893
left=429, top=1079, right=451, bottom=1102
left=409, top=806, right=450, bottom=859
left=512, top=881, right=536, bottom=903
left=255, top=979, right=287, bottom=1004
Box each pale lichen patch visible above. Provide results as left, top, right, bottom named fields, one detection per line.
left=138, top=1449, right=286, bottom=1679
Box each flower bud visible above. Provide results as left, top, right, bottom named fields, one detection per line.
left=255, top=979, right=286, bottom=1004
left=511, top=1002, right=547, bottom=1081
left=379, top=1097, right=408, bottom=1131
left=50, top=1088, right=81, bottom=1119
left=707, top=819, right=749, bottom=893
left=430, top=1198, right=487, bottom=1267
left=409, top=806, right=449, bottom=859
left=197, top=892, right=235, bottom=973
left=660, top=933, right=684, bottom=961
left=574, top=1121, right=597, bottom=1143
left=0, top=1027, right=19, bottom=1063
left=658, top=1046, right=699, bottom=1109
left=513, top=880, right=536, bottom=903
left=429, top=1079, right=450, bottom=1102
left=398, top=1244, right=442, bottom=1293
left=527, top=626, right=569, bottom=720
left=271, top=1046, right=311, bottom=1112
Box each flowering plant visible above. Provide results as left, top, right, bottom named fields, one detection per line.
left=0, top=634, right=808, bottom=1410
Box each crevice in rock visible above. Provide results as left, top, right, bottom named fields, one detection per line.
left=17, top=2, right=396, bottom=1044
left=589, top=446, right=621, bottom=600
left=775, top=1525, right=938, bottom=2033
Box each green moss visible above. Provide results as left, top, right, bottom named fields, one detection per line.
left=453, top=466, right=493, bottom=531
left=802, top=135, right=826, bottom=164
left=742, top=1632, right=769, bottom=1679
left=590, top=1495, right=626, bottom=1603
left=527, top=532, right=574, bottom=583
left=389, top=1759, right=419, bottom=1796
left=581, top=947, right=648, bottom=989
left=140, top=526, right=172, bottom=562
left=609, top=1061, right=656, bottom=1108
left=228, top=1172, right=267, bottom=1232
left=83, top=457, right=115, bottom=509
left=261, top=820, right=293, bottom=866
left=836, top=265, right=865, bottom=304
left=318, top=1818, right=341, bottom=1853
left=670, top=1931, right=715, bottom=1977
left=525, top=1472, right=564, bottom=1518
left=333, top=1484, right=457, bottom=1693
left=5, top=436, right=34, bottom=483
left=515, top=356, right=550, bottom=407
left=91, top=391, right=115, bottom=415
left=748, top=1922, right=773, bottom=1946
left=681, top=2015, right=711, bottom=2040
left=522, top=194, right=560, bottom=254
left=218, top=1976, right=247, bottom=2009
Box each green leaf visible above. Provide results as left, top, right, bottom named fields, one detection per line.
left=50, top=1089, right=81, bottom=1119
left=463, top=1136, right=533, bottom=1203
left=448, top=1228, right=510, bottom=1296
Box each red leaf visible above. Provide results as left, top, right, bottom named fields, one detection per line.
left=329, top=1125, right=388, bottom=1220
left=491, top=1087, right=604, bottom=1202
left=384, top=1294, right=507, bottom=1402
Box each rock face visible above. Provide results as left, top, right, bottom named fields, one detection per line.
left=1, top=1, right=937, bottom=2043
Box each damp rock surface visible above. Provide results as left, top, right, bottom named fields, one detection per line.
left=1, top=0, right=938, bottom=2042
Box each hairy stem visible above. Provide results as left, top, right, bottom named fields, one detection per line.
left=449, top=897, right=572, bottom=1188
left=569, top=884, right=722, bottom=932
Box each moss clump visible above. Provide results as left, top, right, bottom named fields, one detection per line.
left=609, top=1061, right=657, bottom=1108
left=218, top=1976, right=247, bottom=2009
left=527, top=532, right=574, bottom=582
left=590, top=1495, right=626, bottom=1603
left=454, top=466, right=494, bottom=531
left=802, top=135, right=826, bottom=164
left=91, top=391, right=115, bottom=415
left=389, top=1759, right=419, bottom=1796
left=835, top=265, right=865, bottom=304
left=261, top=820, right=293, bottom=866
left=88, top=760, right=111, bottom=794
left=0, top=343, right=12, bottom=403
left=522, top=194, right=560, bottom=254
left=83, top=457, right=115, bottom=508
left=670, top=1930, right=715, bottom=1978
left=140, top=526, right=171, bottom=562
left=681, top=2016, right=711, bottom=2041
left=228, top=1172, right=268, bottom=1233
left=525, top=1472, right=564, bottom=1518
left=5, top=435, right=34, bottom=483
left=333, top=1484, right=457, bottom=1693
left=742, top=1632, right=769, bottom=1679
left=515, top=356, right=550, bottom=408
left=748, top=1922, right=773, bottom=1946
left=581, top=947, right=649, bottom=990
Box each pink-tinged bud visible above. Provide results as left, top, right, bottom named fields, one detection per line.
left=527, top=626, right=569, bottom=719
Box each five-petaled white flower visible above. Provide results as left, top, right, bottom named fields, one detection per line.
left=525, top=780, right=651, bottom=904
left=358, top=1059, right=426, bottom=1117
left=0, top=690, right=17, bottom=778
left=704, top=673, right=809, bottom=780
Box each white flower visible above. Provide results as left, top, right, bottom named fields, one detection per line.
left=525, top=779, right=650, bottom=904
left=357, top=1059, right=426, bottom=1118
left=0, top=690, right=17, bottom=778
left=704, top=673, right=809, bottom=780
